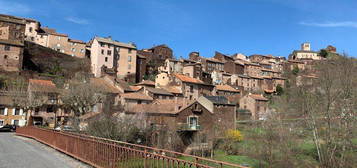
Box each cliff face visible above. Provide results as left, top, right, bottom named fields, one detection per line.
left=23, top=41, right=91, bottom=78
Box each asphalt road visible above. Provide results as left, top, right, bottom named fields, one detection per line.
left=0, top=133, right=90, bottom=168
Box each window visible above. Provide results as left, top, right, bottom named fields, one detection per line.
left=29, top=27, right=33, bottom=32
left=101, top=49, right=104, bottom=54
left=4, top=45, right=10, bottom=51
left=100, top=43, right=105, bottom=47
left=105, top=57, right=108, bottom=62
left=47, top=106, right=54, bottom=113
left=188, top=116, right=198, bottom=130
left=0, top=108, right=5, bottom=115
left=13, top=120, right=19, bottom=126
left=137, top=100, right=142, bottom=104
left=128, top=55, right=132, bottom=62
left=190, top=85, right=194, bottom=93
left=80, top=49, right=84, bottom=53
left=128, top=49, right=132, bottom=54
left=107, top=50, right=112, bottom=55
left=128, top=64, right=131, bottom=70
left=4, top=55, right=8, bottom=59
left=71, top=48, right=75, bottom=52
left=14, top=108, right=20, bottom=115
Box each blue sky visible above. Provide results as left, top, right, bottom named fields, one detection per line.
left=1, top=0, right=357, bottom=58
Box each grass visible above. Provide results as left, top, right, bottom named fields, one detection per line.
left=178, top=150, right=263, bottom=168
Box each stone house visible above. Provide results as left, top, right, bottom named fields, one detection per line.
left=0, top=92, right=26, bottom=127
left=244, top=62, right=262, bottom=77
left=137, top=44, right=173, bottom=80
left=158, top=58, right=183, bottom=74
left=142, top=87, right=174, bottom=100
left=239, top=93, right=269, bottom=120
left=182, top=63, right=202, bottom=80
left=171, top=74, right=214, bottom=102
left=234, top=74, right=262, bottom=91
left=27, top=79, right=68, bottom=127
left=120, top=92, right=153, bottom=111
left=214, top=51, right=244, bottom=75
left=0, top=15, right=26, bottom=72
left=125, top=96, right=236, bottom=152
left=67, top=39, right=86, bottom=58
left=213, top=84, right=240, bottom=96
left=89, top=36, right=137, bottom=82
left=136, top=54, right=147, bottom=82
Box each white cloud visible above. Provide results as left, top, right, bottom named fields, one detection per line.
left=65, top=17, right=89, bottom=25
left=0, top=0, right=31, bottom=15
left=299, top=21, right=357, bottom=28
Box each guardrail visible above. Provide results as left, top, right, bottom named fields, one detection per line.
left=16, top=126, right=248, bottom=168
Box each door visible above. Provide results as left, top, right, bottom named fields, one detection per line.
left=189, top=117, right=198, bottom=130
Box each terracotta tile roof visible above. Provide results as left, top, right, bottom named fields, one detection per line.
left=215, top=85, right=240, bottom=93
left=115, top=79, right=134, bottom=92
left=90, top=78, right=121, bottom=94
left=164, top=86, right=182, bottom=94
left=173, top=74, right=204, bottom=84
left=129, top=86, right=142, bottom=92
left=249, top=94, right=268, bottom=101
left=29, top=79, right=58, bottom=93
left=264, top=89, right=275, bottom=93
left=121, top=92, right=153, bottom=101
left=145, top=87, right=173, bottom=96
left=135, top=80, right=155, bottom=86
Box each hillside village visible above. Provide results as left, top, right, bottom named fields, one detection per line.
left=0, top=13, right=347, bottom=155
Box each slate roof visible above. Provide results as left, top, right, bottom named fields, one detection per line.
left=95, top=37, right=136, bottom=49
left=145, top=87, right=173, bottom=96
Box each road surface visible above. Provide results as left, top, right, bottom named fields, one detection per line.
left=0, top=133, right=90, bottom=168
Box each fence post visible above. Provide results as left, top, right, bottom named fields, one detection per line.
left=144, top=148, right=147, bottom=168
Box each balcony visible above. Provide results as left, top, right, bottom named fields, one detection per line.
left=177, top=123, right=201, bottom=131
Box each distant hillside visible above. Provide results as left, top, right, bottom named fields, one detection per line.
left=23, top=41, right=91, bottom=79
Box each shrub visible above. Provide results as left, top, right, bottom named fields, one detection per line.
left=225, top=129, right=243, bottom=142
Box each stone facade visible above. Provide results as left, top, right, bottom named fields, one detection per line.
left=239, top=93, right=268, bottom=120
left=0, top=15, right=25, bottom=72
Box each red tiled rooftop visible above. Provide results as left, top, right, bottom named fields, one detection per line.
left=173, top=74, right=204, bottom=84
left=215, top=85, right=240, bottom=93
